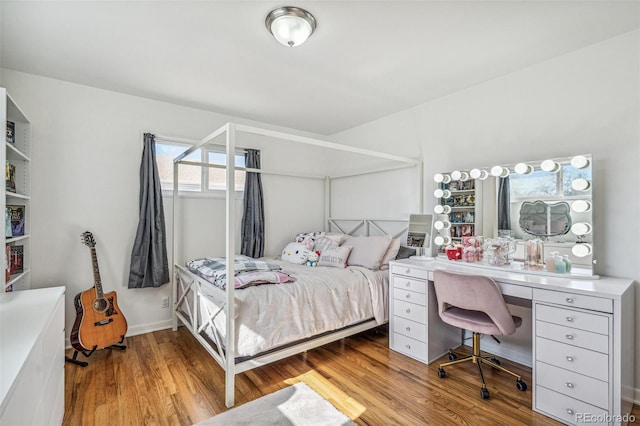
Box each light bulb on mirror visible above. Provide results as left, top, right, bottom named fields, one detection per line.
left=434, top=220, right=451, bottom=231
left=434, top=204, right=452, bottom=215
left=540, top=159, right=560, bottom=173
left=514, top=162, right=533, bottom=175
left=571, top=200, right=591, bottom=213
left=571, top=222, right=592, bottom=236
left=469, top=168, right=489, bottom=180
left=571, top=178, right=591, bottom=192
left=433, top=173, right=445, bottom=183
left=434, top=235, right=452, bottom=246
left=451, top=170, right=462, bottom=181
left=572, top=243, right=592, bottom=258
left=490, top=165, right=510, bottom=178
left=570, top=155, right=590, bottom=169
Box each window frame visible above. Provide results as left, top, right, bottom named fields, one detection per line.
left=155, top=139, right=247, bottom=198
left=508, top=165, right=592, bottom=203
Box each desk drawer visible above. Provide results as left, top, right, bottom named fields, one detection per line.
left=535, top=385, right=608, bottom=426
left=393, top=288, right=427, bottom=306
left=536, top=304, right=609, bottom=335
left=390, top=264, right=428, bottom=280
left=536, top=337, right=608, bottom=382
left=392, top=316, right=426, bottom=343
left=393, top=299, right=426, bottom=324
left=391, top=333, right=426, bottom=362
left=536, top=361, right=609, bottom=410
left=533, top=289, right=612, bottom=313
left=536, top=320, right=609, bottom=353
left=392, top=276, right=426, bottom=294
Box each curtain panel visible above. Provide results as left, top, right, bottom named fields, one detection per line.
left=240, top=149, right=265, bottom=258
left=128, top=133, right=170, bottom=288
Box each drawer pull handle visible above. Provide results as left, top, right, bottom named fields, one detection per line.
left=566, top=316, right=574, bottom=322
left=406, top=308, right=411, bottom=314
left=566, top=409, right=574, bottom=415
left=566, top=297, right=574, bottom=303
left=566, top=356, right=574, bottom=362
left=406, top=268, right=411, bottom=274
left=406, top=326, right=411, bottom=332
left=566, top=382, right=574, bottom=389
left=406, top=294, right=411, bottom=299
left=565, top=334, right=574, bottom=340
left=405, top=281, right=411, bottom=287
left=406, top=344, right=411, bottom=350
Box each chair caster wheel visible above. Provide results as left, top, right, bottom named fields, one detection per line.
left=490, top=357, right=500, bottom=366
left=448, top=352, right=457, bottom=361
left=437, top=368, right=446, bottom=378
left=516, top=379, right=527, bottom=391
left=480, top=388, right=490, bottom=399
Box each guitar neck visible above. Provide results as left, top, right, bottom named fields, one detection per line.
left=90, top=247, right=104, bottom=298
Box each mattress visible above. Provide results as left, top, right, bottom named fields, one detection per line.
left=180, top=259, right=388, bottom=358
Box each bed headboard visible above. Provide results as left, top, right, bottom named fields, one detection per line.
left=326, top=218, right=408, bottom=239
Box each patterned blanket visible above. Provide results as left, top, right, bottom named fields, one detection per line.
left=186, top=255, right=294, bottom=290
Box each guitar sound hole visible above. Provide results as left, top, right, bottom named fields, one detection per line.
left=93, top=298, right=109, bottom=313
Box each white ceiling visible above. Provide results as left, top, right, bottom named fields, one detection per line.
left=1, top=1, right=638, bottom=135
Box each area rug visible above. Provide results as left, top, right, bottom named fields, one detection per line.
left=194, top=382, right=356, bottom=426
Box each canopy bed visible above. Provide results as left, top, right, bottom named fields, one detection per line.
left=168, top=122, right=421, bottom=407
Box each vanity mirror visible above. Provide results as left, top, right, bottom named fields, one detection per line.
left=432, top=154, right=595, bottom=278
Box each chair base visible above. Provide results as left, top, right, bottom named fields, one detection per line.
left=437, top=332, right=528, bottom=399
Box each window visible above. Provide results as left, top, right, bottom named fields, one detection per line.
left=509, top=164, right=592, bottom=200
left=155, top=141, right=247, bottom=194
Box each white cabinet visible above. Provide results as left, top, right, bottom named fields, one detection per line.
left=388, top=262, right=458, bottom=363
left=0, top=286, right=65, bottom=425
left=1, top=88, right=31, bottom=292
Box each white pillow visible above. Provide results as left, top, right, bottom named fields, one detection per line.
left=379, top=237, right=402, bottom=270
left=313, top=236, right=339, bottom=253
left=344, top=235, right=392, bottom=271
left=281, top=242, right=310, bottom=265
left=318, top=245, right=352, bottom=268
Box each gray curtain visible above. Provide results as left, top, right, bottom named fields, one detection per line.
left=241, top=149, right=264, bottom=258
left=128, top=133, right=169, bottom=288
left=497, top=177, right=511, bottom=230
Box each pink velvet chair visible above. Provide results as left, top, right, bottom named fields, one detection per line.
left=433, top=269, right=528, bottom=400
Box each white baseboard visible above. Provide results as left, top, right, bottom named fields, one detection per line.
left=65, top=319, right=173, bottom=350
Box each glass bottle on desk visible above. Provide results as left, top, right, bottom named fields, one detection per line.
left=525, top=239, right=544, bottom=270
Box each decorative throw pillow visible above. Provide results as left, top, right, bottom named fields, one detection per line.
left=313, top=236, right=340, bottom=253
left=293, top=232, right=325, bottom=250
left=379, top=237, right=402, bottom=270
left=344, top=235, right=392, bottom=271
left=318, top=245, right=352, bottom=268
left=281, top=242, right=311, bottom=265
left=325, top=233, right=348, bottom=245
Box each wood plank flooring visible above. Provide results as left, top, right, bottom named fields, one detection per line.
left=64, top=326, right=639, bottom=425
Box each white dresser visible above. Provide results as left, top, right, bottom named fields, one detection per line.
left=388, top=258, right=635, bottom=426
left=388, top=262, right=459, bottom=363
left=0, top=286, right=65, bottom=425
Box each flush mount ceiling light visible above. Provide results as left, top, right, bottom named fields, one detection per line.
left=266, top=6, right=317, bottom=47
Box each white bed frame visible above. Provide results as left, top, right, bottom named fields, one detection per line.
left=168, top=122, right=422, bottom=407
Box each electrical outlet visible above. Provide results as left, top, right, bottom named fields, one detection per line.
left=161, top=296, right=169, bottom=308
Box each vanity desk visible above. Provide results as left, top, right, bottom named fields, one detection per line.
left=389, top=258, right=635, bottom=426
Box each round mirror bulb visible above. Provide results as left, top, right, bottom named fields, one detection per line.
left=572, top=243, right=592, bottom=258
left=572, top=200, right=591, bottom=213
left=541, top=160, right=560, bottom=173
left=571, top=155, right=590, bottom=169
left=514, top=163, right=533, bottom=175
left=571, top=178, right=591, bottom=192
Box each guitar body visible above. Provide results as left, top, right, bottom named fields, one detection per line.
left=70, top=289, right=128, bottom=352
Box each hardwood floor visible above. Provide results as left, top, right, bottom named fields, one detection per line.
left=64, top=326, right=639, bottom=425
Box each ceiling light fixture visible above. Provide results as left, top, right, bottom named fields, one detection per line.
left=266, top=6, right=317, bottom=47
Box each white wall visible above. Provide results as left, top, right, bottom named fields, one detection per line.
left=332, top=31, right=640, bottom=397
left=0, top=69, right=329, bottom=340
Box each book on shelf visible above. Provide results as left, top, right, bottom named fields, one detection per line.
left=5, top=207, right=12, bottom=238
left=5, top=245, right=10, bottom=284
left=7, top=205, right=25, bottom=237
left=9, top=245, right=23, bottom=275
left=5, top=161, right=16, bottom=193
left=6, top=121, right=15, bottom=145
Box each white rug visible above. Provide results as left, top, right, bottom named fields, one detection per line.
left=194, top=382, right=356, bottom=426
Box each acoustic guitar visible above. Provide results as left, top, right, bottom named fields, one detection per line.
left=70, top=231, right=128, bottom=353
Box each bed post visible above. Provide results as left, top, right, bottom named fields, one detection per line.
left=324, top=176, right=331, bottom=231
left=225, top=122, right=236, bottom=408
left=172, top=157, right=179, bottom=331
left=418, top=160, right=424, bottom=213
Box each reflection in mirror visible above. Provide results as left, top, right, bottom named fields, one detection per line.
left=433, top=154, right=594, bottom=278
left=518, top=201, right=571, bottom=237
left=407, top=214, right=434, bottom=258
